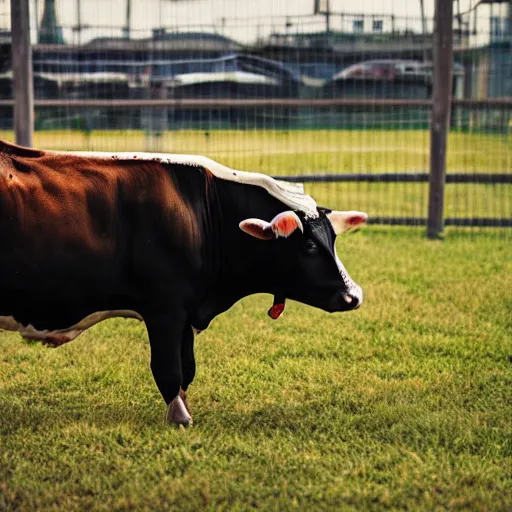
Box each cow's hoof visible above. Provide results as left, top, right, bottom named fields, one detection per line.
left=165, top=395, right=192, bottom=427
left=179, top=388, right=191, bottom=414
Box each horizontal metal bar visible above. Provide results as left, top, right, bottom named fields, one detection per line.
left=369, top=217, right=427, bottom=226
left=369, top=217, right=512, bottom=227
left=272, top=173, right=512, bottom=184
left=445, top=173, right=512, bottom=184
left=453, top=98, right=512, bottom=109
left=0, top=99, right=431, bottom=108
left=0, top=98, right=510, bottom=109
left=445, top=218, right=512, bottom=227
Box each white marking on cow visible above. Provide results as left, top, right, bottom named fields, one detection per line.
left=0, top=310, right=143, bottom=343
left=46, top=150, right=319, bottom=219
left=333, top=247, right=363, bottom=307
left=325, top=213, right=364, bottom=306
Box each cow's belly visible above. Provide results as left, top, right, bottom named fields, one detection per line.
left=0, top=310, right=143, bottom=346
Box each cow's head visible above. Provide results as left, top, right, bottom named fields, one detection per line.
left=239, top=209, right=367, bottom=314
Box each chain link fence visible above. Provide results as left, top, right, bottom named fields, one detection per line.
left=1, top=0, right=511, bottom=231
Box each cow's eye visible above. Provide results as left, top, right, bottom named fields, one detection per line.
left=303, top=239, right=318, bottom=254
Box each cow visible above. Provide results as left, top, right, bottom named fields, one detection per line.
left=0, top=139, right=367, bottom=426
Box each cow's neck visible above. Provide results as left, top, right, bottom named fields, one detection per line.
left=190, top=178, right=287, bottom=329
left=219, top=179, right=286, bottom=289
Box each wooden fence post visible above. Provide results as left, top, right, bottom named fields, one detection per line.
left=11, top=0, right=34, bottom=147
left=427, top=0, right=454, bottom=239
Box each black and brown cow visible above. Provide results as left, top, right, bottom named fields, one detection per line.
left=0, top=139, right=367, bottom=425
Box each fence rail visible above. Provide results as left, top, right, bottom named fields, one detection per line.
left=368, top=218, right=512, bottom=227
left=274, top=173, right=512, bottom=184
left=0, top=98, right=511, bottom=109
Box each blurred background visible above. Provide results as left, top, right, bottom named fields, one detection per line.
left=1, top=0, right=511, bottom=229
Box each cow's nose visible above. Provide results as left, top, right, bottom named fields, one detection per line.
left=341, top=292, right=361, bottom=309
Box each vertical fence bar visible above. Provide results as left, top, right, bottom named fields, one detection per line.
left=427, top=0, right=453, bottom=239
left=11, top=0, right=34, bottom=148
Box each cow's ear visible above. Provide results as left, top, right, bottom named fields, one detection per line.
left=269, top=211, right=303, bottom=238
left=327, top=211, right=368, bottom=234
left=239, top=211, right=303, bottom=240
left=239, top=218, right=274, bottom=240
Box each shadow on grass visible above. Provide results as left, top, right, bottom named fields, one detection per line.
left=1, top=382, right=320, bottom=437
left=0, top=387, right=162, bottom=435
left=193, top=399, right=335, bottom=436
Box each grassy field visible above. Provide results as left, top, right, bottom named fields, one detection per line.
left=1, top=228, right=511, bottom=510
left=1, top=129, right=510, bottom=220
left=2, top=129, right=510, bottom=174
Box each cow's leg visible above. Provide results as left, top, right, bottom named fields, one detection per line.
left=144, top=310, right=192, bottom=427
left=179, top=325, right=195, bottom=417
left=181, top=325, right=195, bottom=391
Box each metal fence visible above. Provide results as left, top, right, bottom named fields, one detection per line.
left=2, top=0, right=512, bottom=233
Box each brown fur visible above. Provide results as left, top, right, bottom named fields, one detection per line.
left=0, top=139, right=201, bottom=257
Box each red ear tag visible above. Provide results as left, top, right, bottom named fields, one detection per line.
left=268, top=302, right=285, bottom=320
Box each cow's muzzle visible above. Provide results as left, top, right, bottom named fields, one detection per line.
left=330, top=282, right=363, bottom=312
left=341, top=290, right=362, bottom=310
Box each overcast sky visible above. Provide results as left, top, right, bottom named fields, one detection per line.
left=0, top=0, right=506, bottom=44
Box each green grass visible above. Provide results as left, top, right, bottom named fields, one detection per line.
left=1, top=228, right=511, bottom=510
left=1, top=129, right=511, bottom=174
left=1, top=129, right=510, bottom=220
